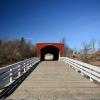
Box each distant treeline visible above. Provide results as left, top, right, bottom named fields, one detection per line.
left=0, top=38, right=35, bottom=67
left=0, top=37, right=100, bottom=67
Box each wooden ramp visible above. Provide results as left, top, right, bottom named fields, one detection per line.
left=7, top=61, right=100, bottom=100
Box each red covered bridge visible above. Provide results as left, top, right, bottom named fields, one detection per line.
left=35, top=43, right=64, bottom=61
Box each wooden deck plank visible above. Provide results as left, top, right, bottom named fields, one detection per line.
left=7, top=61, right=100, bottom=100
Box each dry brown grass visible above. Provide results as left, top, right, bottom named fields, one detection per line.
left=89, top=61, right=100, bottom=67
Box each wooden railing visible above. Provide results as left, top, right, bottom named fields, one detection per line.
left=60, top=57, right=100, bottom=82
left=0, top=57, right=40, bottom=89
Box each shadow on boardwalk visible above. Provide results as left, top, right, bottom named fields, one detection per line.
left=0, top=62, right=40, bottom=100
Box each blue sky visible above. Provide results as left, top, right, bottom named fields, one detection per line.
left=0, top=0, right=100, bottom=50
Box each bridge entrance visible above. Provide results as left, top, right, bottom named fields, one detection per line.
left=40, top=45, right=60, bottom=61
left=35, top=43, right=64, bottom=61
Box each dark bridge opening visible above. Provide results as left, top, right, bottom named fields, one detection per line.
left=40, top=45, right=60, bottom=61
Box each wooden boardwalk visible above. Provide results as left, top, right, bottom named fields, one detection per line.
left=7, top=61, right=100, bottom=100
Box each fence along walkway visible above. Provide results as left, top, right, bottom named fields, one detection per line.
left=61, top=57, right=100, bottom=82
left=7, top=61, right=100, bottom=100
left=0, top=57, right=39, bottom=92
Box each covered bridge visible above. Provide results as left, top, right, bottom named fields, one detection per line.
left=35, top=43, right=64, bottom=61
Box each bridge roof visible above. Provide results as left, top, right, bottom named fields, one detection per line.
left=36, top=43, right=64, bottom=45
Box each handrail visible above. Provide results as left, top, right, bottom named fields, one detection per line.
left=0, top=57, right=40, bottom=89
left=60, top=57, right=100, bottom=82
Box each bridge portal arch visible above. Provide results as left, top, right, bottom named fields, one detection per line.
left=40, top=45, right=60, bottom=61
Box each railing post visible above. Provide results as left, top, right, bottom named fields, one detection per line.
left=10, top=68, right=13, bottom=83
left=90, top=71, right=93, bottom=82
left=26, top=61, right=29, bottom=70
left=81, top=72, right=84, bottom=76
left=24, top=63, right=26, bottom=73
left=31, top=60, right=34, bottom=66
left=90, top=77, right=93, bottom=82
left=18, top=65, right=21, bottom=76
left=29, top=60, right=32, bottom=68
left=72, top=66, right=74, bottom=69
left=27, top=63, right=29, bottom=70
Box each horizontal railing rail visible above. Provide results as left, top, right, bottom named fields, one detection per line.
left=60, top=57, right=100, bottom=82
left=0, top=57, right=40, bottom=89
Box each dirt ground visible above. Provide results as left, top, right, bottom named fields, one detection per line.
left=89, top=61, right=100, bottom=67
left=72, top=57, right=100, bottom=67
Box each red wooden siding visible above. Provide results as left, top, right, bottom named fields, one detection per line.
left=35, top=43, right=64, bottom=57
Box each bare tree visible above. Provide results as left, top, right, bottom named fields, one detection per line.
left=60, top=37, right=73, bottom=57
left=0, top=38, right=35, bottom=67
left=98, top=40, right=100, bottom=51
left=90, top=38, right=96, bottom=55
left=80, top=42, right=91, bottom=62
left=0, top=40, right=1, bottom=46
